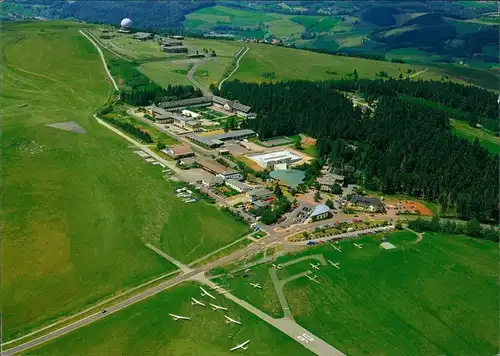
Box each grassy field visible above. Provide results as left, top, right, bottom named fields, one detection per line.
left=184, top=5, right=304, bottom=39
left=310, top=17, right=340, bottom=32
left=1, top=21, right=247, bottom=340
left=88, top=29, right=173, bottom=61
left=232, top=43, right=440, bottom=83
left=195, top=57, right=233, bottom=89
left=216, top=231, right=499, bottom=355
left=139, top=60, right=193, bottom=87
left=27, top=282, right=312, bottom=356
left=450, top=119, right=500, bottom=154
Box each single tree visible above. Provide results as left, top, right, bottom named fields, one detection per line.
left=314, top=191, right=321, bottom=202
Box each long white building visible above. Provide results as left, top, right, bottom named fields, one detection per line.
left=248, top=150, right=302, bottom=169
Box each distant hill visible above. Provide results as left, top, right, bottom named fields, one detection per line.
left=403, top=13, right=447, bottom=26
left=361, top=6, right=402, bottom=27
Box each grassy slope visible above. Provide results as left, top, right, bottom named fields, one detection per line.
left=1, top=21, right=247, bottom=340
left=219, top=231, right=499, bottom=355
left=230, top=42, right=498, bottom=90
left=194, top=57, right=233, bottom=89
left=450, top=120, right=500, bottom=154
left=28, top=283, right=313, bottom=356
left=233, top=43, right=439, bottom=83
left=139, top=60, right=193, bottom=87
left=185, top=5, right=304, bottom=38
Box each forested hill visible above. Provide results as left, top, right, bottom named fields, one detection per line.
left=4, top=0, right=214, bottom=29
left=215, top=80, right=499, bottom=223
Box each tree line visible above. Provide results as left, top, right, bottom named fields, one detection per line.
left=101, top=116, right=153, bottom=143
left=215, top=80, right=498, bottom=223
left=329, top=77, right=497, bottom=121
left=121, top=83, right=202, bottom=106
left=408, top=217, right=498, bottom=242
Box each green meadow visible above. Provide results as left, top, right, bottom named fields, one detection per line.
left=184, top=5, right=304, bottom=38
left=450, top=120, right=500, bottom=154
left=139, top=60, right=193, bottom=87
left=217, top=231, right=499, bottom=355
left=1, top=21, right=247, bottom=340
left=232, top=43, right=440, bottom=83
left=26, top=283, right=312, bottom=356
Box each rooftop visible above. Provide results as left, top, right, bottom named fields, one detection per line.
left=159, top=96, right=212, bottom=109
left=197, top=158, right=237, bottom=176
left=248, top=188, right=273, bottom=198
left=350, top=195, right=383, bottom=206
left=310, top=204, right=330, bottom=218
left=317, top=173, right=345, bottom=185
left=186, top=129, right=256, bottom=147
left=226, top=179, right=252, bottom=190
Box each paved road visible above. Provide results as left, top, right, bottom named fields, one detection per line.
left=192, top=273, right=345, bottom=356
left=146, top=243, right=192, bottom=273
left=186, top=58, right=212, bottom=96
left=2, top=269, right=201, bottom=356
left=218, top=46, right=249, bottom=90
left=287, top=225, right=395, bottom=245
left=79, top=30, right=119, bottom=92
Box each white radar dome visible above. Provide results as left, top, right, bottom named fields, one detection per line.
left=120, top=18, right=132, bottom=29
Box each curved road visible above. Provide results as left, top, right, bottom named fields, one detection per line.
left=79, top=30, right=119, bottom=92
left=186, top=58, right=213, bottom=96
left=218, top=46, right=249, bottom=90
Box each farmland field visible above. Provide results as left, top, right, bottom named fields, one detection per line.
left=217, top=231, right=499, bottom=355
left=27, top=283, right=312, bottom=356
left=1, top=21, right=247, bottom=341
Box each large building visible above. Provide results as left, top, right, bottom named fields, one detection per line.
left=248, top=150, right=302, bottom=170
left=348, top=196, right=386, bottom=213
left=161, top=144, right=194, bottom=160
left=119, top=18, right=132, bottom=33
left=186, top=129, right=256, bottom=149
left=247, top=188, right=274, bottom=203
left=159, top=97, right=212, bottom=110
left=145, top=105, right=174, bottom=123
left=225, top=179, right=253, bottom=193
left=197, top=158, right=242, bottom=181
left=212, top=96, right=255, bottom=118
left=162, top=46, right=188, bottom=53
left=309, top=204, right=330, bottom=222
left=172, top=114, right=201, bottom=130
left=317, top=173, right=345, bottom=192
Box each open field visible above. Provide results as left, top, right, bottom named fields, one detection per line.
left=232, top=43, right=453, bottom=84
left=87, top=29, right=174, bottom=61
left=450, top=119, right=500, bottom=154
left=139, top=60, right=193, bottom=87
left=194, top=57, right=233, bottom=89
left=184, top=5, right=304, bottom=39
left=216, top=231, right=499, bottom=355
left=1, top=21, right=247, bottom=340
left=27, top=282, right=312, bottom=356
left=185, top=38, right=243, bottom=57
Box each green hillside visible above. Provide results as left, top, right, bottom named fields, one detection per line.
left=1, top=21, right=247, bottom=341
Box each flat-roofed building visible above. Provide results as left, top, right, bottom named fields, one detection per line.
left=197, top=158, right=242, bottom=181
left=225, top=179, right=253, bottom=193
left=159, top=96, right=212, bottom=110
left=161, top=45, right=188, bottom=53
left=134, top=32, right=153, bottom=41
left=248, top=150, right=302, bottom=169
left=181, top=109, right=201, bottom=119
left=161, top=144, right=195, bottom=160
left=160, top=40, right=183, bottom=47
left=186, top=129, right=256, bottom=149
left=247, top=188, right=273, bottom=203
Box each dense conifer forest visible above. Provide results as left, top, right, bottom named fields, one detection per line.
left=214, top=80, right=498, bottom=223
